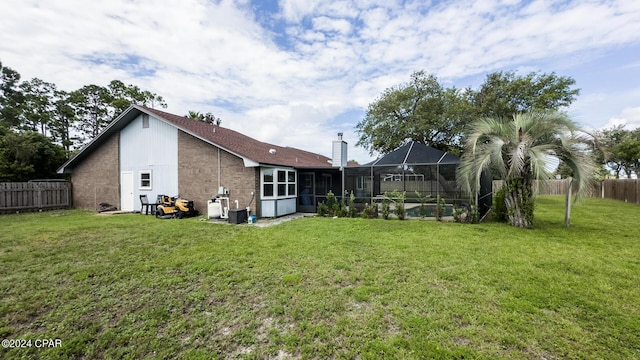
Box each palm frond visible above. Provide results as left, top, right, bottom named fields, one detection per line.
left=458, top=110, right=596, bottom=198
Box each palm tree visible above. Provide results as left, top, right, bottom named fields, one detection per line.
left=186, top=110, right=204, bottom=121
left=457, top=111, right=595, bottom=228
left=186, top=111, right=221, bottom=125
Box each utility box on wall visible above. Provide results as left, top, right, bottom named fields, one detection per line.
left=332, top=133, right=347, bottom=168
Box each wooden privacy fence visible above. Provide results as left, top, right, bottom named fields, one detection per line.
left=598, top=179, right=640, bottom=204
left=493, top=179, right=640, bottom=204
left=0, top=182, right=72, bottom=214
left=492, top=179, right=572, bottom=196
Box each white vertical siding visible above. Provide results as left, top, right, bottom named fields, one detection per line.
left=260, top=198, right=296, bottom=217
left=120, top=114, right=178, bottom=208
left=261, top=200, right=276, bottom=217
left=277, top=198, right=296, bottom=215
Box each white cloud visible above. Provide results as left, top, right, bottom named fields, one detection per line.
left=312, top=16, right=353, bottom=35
left=279, top=0, right=321, bottom=22
left=1, top=0, right=640, bottom=162
left=605, top=107, right=640, bottom=130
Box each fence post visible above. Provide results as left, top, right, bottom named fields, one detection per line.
left=37, top=183, right=42, bottom=211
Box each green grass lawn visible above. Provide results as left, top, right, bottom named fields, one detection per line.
left=1, top=196, right=639, bottom=359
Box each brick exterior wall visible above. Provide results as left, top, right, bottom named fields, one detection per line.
left=71, top=133, right=120, bottom=210
left=178, top=131, right=258, bottom=215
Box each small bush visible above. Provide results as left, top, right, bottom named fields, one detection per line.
left=317, top=202, right=329, bottom=217
left=434, top=195, right=446, bottom=221
left=453, top=204, right=465, bottom=222
left=395, top=202, right=406, bottom=220
left=347, top=191, right=358, bottom=218
left=360, top=203, right=377, bottom=219
left=453, top=202, right=480, bottom=224
left=332, top=202, right=346, bottom=217
left=381, top=201, right=390, bottom=220
left=493, top=186, right=507, bottom=222
left=415, top=191, right=432, bottom=218
left=469, top=204, right=480, bottom=223
left=326, top=191, right=337, bottom=211
left=387, top=190, right=406, bottom=220
left=325, top=190, right=346, bottom=217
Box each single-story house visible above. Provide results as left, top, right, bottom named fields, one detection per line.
left=57, top=105, right=343, bottom=217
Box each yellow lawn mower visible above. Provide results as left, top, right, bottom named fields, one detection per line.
left=155, top=195, right=199, bottom=219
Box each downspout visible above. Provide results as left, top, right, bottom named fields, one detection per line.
left=217, top=147, right=221, bottom=189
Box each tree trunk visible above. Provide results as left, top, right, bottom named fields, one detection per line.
left=564, top=177, right=573, bottom=228
left=504, top=177, right=534, bottom=228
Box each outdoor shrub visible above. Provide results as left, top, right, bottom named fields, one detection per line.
left=414, top=191, right=432, bottom=218
left=326, top=191, right=337, bottom=211
left=453, top=202, right=480, bottom=224
left=395, top=202, right=406, bottom=220
left=317, top=202, right=329, bottom=217
left=433, top=195, right=446, bottom=221
left=469, top=204, right=480, bottom=223
left=360, top=203, right=377, bottom=219
left=387, top=190, right=406, bottom=220
left=492, top=186, right=508, bottom=222
left=347, top=191, right=358, bottom=218
left=453, top=204, right=465, bottom=222
left=332, top=202, right=346, bottom=217
left=381, top=201, right=390, bottom=220
left=325, top=190, right=347, bottom=217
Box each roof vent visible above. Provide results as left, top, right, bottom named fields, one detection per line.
left=269, top=148, right=276, bottom=155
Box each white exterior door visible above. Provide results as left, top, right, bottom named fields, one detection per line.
left=120, top=171, right=135, bottom=211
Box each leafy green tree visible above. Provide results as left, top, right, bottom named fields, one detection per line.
left=70, top=84, right=113, bottom=141
left=356, top=70, right=471, bottom=155
left=49, top=90, right=79, bottom=155
left=108, top=80, right=133, bottom=115
left=0, top=128, right=67, bottom=181
left=138, top=90, right=166, bottom=109
left=0, top=61, right=23, bottom=129
left=457, top=112, right=595, bottom=228
left=108, top=80, right=167, bottom=115
left=18, top=78, right=56, bottom=135
left=612, top=128, right=640, bottom=177
left=594, top=125, right=640, bottom=178
left=471, top=71, right=580, bottom=118
left=357, top=70, right=579, bottom=156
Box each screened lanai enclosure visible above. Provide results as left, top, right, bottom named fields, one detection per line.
left=343, top=141, right=492, bottom=217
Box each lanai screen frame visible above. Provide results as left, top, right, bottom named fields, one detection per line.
left=344, top=142, right=469, bottom=204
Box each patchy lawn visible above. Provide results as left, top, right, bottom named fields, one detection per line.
left=1, top=196, right=639, bottom=359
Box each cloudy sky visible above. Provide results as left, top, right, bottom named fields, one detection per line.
left=1, top=0, right=639, bottom=162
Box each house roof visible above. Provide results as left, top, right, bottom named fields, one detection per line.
left=58, top=105, right=332, bottom=174
left=362, top=141, right=460, bottom=167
